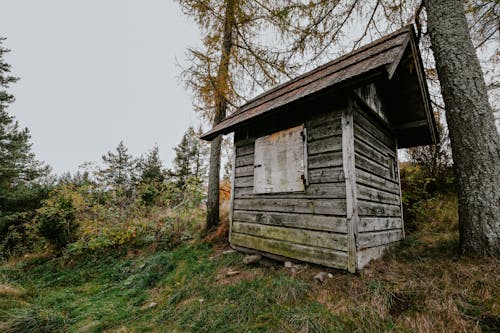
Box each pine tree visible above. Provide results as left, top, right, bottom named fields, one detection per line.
left=139, top=144, right=165, bottom=184
left=98, top=141, right=137, bottom=193
left=0, top=37, right=50, bottom=255
left=190, top=125, right=209, bottom=181
left=169, top=128, right=195, bottom=189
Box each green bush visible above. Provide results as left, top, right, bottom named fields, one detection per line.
left=36, top=186, right=80, bottom=251
left=400, top=164, right=456, bottom=232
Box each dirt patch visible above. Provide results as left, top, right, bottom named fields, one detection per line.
left=215, top=267, right=264, bottom=285
left=389, top=292, right=413, bottom=317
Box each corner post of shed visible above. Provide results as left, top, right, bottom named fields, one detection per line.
left=342, top=98, right=359, bottom=273
left=228, top=138, right=236, bottom=245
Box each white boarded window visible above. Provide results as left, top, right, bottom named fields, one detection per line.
left=253, top=124, right=307, bottom=194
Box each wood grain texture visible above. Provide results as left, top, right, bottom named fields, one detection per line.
left=231, top=233, right=348, bottom=269
left=357, top=243, right=398, bottom=269
left=232, top=222, right=348, bottom=250
left=357, top=200, right=401, bottom=217
left=358, top=217, right=402, bottom=232
left=233, top=210, right=347, bottom=233
left=254, top=124, right=305, bottom=194
left=357, top=229, right=404, bottom=249
left=342, top=103, right=359, bottom=273
left=356, top=184, right=400, bottom=205
left=233, top=198, right=347, bottom=215
left=355, top=169, right=399, bottom=194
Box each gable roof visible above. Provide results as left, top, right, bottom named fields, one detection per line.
left=201, top=25, right=437, bottom=148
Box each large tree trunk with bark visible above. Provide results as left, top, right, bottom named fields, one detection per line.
left=425, top=0, right=500, bottom=256
left=206, top=0, right=236, bottom=232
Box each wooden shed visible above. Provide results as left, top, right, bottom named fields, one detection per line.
left=201, top=26, right=437, bottom=272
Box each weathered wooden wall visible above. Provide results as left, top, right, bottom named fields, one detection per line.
left=352, top=100, right=404, bottom=269
left=231, top=106, right=349, bottom=269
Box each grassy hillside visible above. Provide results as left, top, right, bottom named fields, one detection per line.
left=0, top=194, right=498, bottom=332
left=1, top=231, right=498, bottom=332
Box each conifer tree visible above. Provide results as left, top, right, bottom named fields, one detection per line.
left=0, top=37, right=50, bottom=254
left=98, top=141, right=137, bottom=193
left=177, top=0, right=304, bottom=231
left=170, top=127, right=194, bottom=189
left=139, top=144, right=165, bottom=184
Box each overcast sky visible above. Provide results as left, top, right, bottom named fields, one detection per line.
left=1, top=0, right=202, bottom=174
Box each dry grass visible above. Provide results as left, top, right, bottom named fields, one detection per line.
left=0, top=283, right=25, bottom=297
left=284, top=231, right=499, bottom=332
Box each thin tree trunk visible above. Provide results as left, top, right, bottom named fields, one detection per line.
left=425, top=0, right=500, bottom=256
left=206, top=0, right=236, bottom=232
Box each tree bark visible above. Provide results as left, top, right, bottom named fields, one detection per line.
left=205, top=0, right=236, bottom=232
left=425, top=0, right=500, bottom=256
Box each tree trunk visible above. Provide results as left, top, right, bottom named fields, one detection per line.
left=425, top=0, right=500, bottom=256
left=205, top=0, right=236, bottom=232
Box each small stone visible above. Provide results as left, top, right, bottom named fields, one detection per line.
left=243, top=254, right=262, bottom=265
left=139, top=263, right=146, bottom=269
left=328, top=273, right=333, bottom=278
left=284, top=261, right=293, bottom=268
left=198, top=298, right=205, bottom=303
left=313, top=271, right=329, bottom=284
left=148, top=302, right=157, bottom=308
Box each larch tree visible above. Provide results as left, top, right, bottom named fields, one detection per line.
left=292, top=0, right=499, bottom=255
left=176, top=0, right=304, bottom=232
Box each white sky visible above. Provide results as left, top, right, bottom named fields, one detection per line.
left=1, top=0, right=202, bottom=174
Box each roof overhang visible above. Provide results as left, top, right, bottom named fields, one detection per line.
left=201, top=25, right=437, bottom=148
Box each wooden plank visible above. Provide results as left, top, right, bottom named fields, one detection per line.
left=357, top=229, right=404, bottom=249
left=236, top=144, right=254, bottom=157
left=235, top=154, right=254, bottom=167
left=356, top=183, right=400, bottom=205
left=234, top=182, right=346, bottom=199
left=358, top=217, right=402, bottom=232
left=229, top=144, right=236, bottom=243
left=234, top=176, right=253, bottom=188
left=342, top=103, right=359, bottom=273
left=235, top=165, right=254, bottom=177
left=307, top=121, right=342, bottom=141
left=357, top=243, right=397, bottom=269
left=358, top=200, right=401, bottom=217
left=309, top=167, right=345, bottom=183
left=308, top=136, right=342, bottom=154
left=306, top=110, right=342, bottom=128
left=307, top=124, right=342, bottom=141
left=353, top=108, right=395, bottom=149
left=232, top=222, right=348, bottom=251
left=354, top=138, right=389, bottom=167
left=396, top=141, right=406, bottom=239
left=254, top=125, right=305, bottom=193
left=355, top=153, right=391, bottom=179
left=233, top=198, right=347, bottom=215
left=233, top=210, right=347, bottom=233
left=234, top=186, right=253, bottom=196
left=231, top=233, right=348, bottom=269
left=308, top=151, right=343, bottom=169
left=355, top=168, right=399, bottom=194
left=353, top=83, right=388, bottom=123
left=354, top=124, right=396, bottom=157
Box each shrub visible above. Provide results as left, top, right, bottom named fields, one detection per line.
left=36, top=186, right=81, bottom=251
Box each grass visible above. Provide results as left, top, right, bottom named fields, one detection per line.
left=0, top=232, right=498, bottom=332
